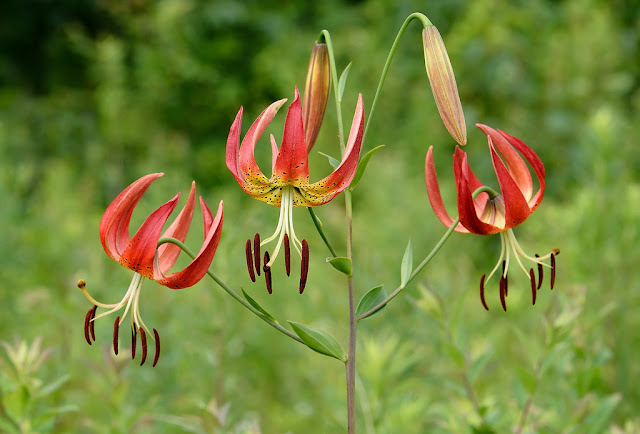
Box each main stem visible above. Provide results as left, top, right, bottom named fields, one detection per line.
left=345, top=190, right=357, bottom=434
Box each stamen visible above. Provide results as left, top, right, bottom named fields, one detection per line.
left=535, top=254, right=543, bottom=289
left=139, top=327, right=147, bottom=366
left=254, top=233, right=261, bottom=276
left=131, top=326, right=137, bottom=360
left=84, top=305, right=97, bottom=345
left=502, top=261, right=508, bottom=297
left=152, top=329, right=160, bottom=367
left=300, top=239, right=309, bottom=294
left=499, top=277, right=507, bottom=312
left=284, top=233, right=291, bottom=277
left=479, top=274, right=489, bottom=311
left=113, top=315, right=120, bottom=355
left=529, top=268, right=536, bottom=305
left=89, top=306, right=97, bottom=342
left=245, top=239, right=256, bottom=282
left=263, top=251, right=272, bottom=294
left=550, top=252, right=556, bottom=290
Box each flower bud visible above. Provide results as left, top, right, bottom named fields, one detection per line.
left=302, top=42, right=331, bottom=152
left=422, top=26, right=467, bottom=145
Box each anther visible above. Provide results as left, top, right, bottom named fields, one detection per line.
left=254, top=233, right=261, bottom=276
left=113, top=316, right=120, bottom=355
left=502, top=261, right=508, bottom=297
left=479, top=274, right=489, bottom=311
left=131, top=326, right=137, bottom=360
left=152, top=329, right=160, bottom=367
left=530, top=268, right=536, bottom=306
left=550, top=252, right=556, bottom=290
left=300, top=239, right=309, bottom=294
left=139, top=327, right=147, bottom=366
left=245, top=239, right=256, bottom=282
left=263, top=251, right=272, bottom=294
left=535, top=254, right=543, bottom=289
left=284, top=233, right=291, bottom=277
left=89, top=306, right=97, bottom=342
left=499, top=276, right=507, bottom=312
left=84, top=305, right=97, bottom=345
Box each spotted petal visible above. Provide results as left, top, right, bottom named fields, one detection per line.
left=156, top=181, right=196, bottom=274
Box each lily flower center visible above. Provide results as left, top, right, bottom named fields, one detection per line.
left=262, top=185, right=303, bottom=265
left=78, top=276, right=160, bottom=367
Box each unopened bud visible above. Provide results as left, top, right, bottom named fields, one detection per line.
left=303, top=42, right=331, bottom=152
left=422, top=26, right=467, bottom=146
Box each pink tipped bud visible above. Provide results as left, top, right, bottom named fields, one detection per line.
left=303, top=42, right=331, bottom=152
left=422, top=26, right=467, bottom=146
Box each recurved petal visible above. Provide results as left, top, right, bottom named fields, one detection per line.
left=498, top=129, right=545, bottom=211
left=301, top=93, right=365, bottom=206
left=118, top=193, right=180, bottom=278
left=156, top=181, right=196, bottom=274
left=155, top=199, right=223, bottom=289
left=454, top=148, right=500, bottom=235
left=425, top=146, right=467, bottom=232
left=100, top=173, right=164, bottom=261
left=273, top=88, right=310, bottom=184
left=488, top=138, right=532, bottom=229
left=226, top=107, right=245, bottom=185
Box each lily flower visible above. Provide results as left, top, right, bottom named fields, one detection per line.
left=425, top=124, right=558, bottom=311
left=79, top=173, right=223, bottom=366
left=226, top=88, right=364, bottom=293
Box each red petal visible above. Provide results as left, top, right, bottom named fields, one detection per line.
left=273, top=88, right=310, bottom=184
left=100, top=173, right=164, bottom=261
left=425, top=146, right=468, bottom=232
left=301, top=93, right=365, bottom=206
left=156, top=181, right=197, bottom=273
left=226, top=107, right=244, bottom=185
left=156, top=199, right=223, bottom=289
left=118, top=193, right=180, bottom=278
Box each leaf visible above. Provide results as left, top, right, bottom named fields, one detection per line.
left=582, top=393, right=621, bottom=434
left=349, top=145, right=385, bottom=191
left=356, top=285, right=387, bottom=320
left=318, top=152, right=340, bottom=169
left=327, top=256, right=352, bottom=277
left=338, top=62, right=352, bottom=102
left=468, top=350, right=494, bottom=383
left=443, top=343, right=465, bottom=369
left=414, top=284, right=443, bottom=321
left=400, top=240, right=413, bottom=288
left=287, top=321, right=345, bottom=361
left=516, top=366, right=538, bottom=395
left=33, top=375, right=70, bottom=400
left=242, top=289, right=278, bottom=323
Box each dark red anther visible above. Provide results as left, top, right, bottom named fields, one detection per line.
left=300, top=239, right=309, bottom=294
left=139, top=327, right=147, bottom=366
left=113, top=316, right=120, bottom=355
left=263, top=251, right=272, bottom=294
left=499, top=277, right=507, bottom=312
left=284, top=233, right=291, bottom=277
left=131, top=326, right=137, bottom=360
left=530, top=268, right=537, bottom=306
left=245, top=239, right=256, bottom=282
left=152, top=329, right=160, bottom=367
left=83, top=305, right=97, bottom=345
left=479, top=274, right=489, bottom=311
left=254, top=233, right=261, bottom=276
left=502, top=261, right=508, bottom=297
left=89, top=306, right=97, bottom=342
left=550, top=252, right=556, bottom=290
left=535, top=254, right=543, bottom=289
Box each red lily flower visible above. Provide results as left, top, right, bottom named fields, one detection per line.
left=425, top=124, right=558, bottom=311
left=79, top=173, right=223, bottom=366
left=227, top=87, right=364, bottom=293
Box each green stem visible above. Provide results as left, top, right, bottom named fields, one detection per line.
left=361, top=12, right=432, bottom=149
left=308, top=207, right=338, bottom=258
left=157, top=237, right=304, bottom=345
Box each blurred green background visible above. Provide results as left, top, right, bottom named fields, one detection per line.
left=1, top=0, right=639, bottom=432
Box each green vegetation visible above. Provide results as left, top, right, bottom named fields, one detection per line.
left=1, top=0, right=639, bottom=432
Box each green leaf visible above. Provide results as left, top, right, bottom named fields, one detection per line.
left=414, top=284, right=443, bottom=321
left=287, top=321, right=345, bottom=361
left=318, top=152, right=340, bottom=169
left=356, top=285, right=387, bottom=319
left=516, top=366, right=538, bottom=395
left=242, top=289, right=278, bottom=323
left=338, top=62, right=352, bottom=102
left=33, top=375, right=69, bottom=400
left=582, top=393, right=621, bottom=434
left=468, top=350, right=494, bottom=383
left=349, top=145, right=385, bottom=191
left=327, top=256, right=352, bottom=277
left=400, top=240, right=413, bottom=287
left=443, top=343, right=465, bottom=369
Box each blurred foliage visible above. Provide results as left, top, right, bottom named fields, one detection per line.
left=1, top=0, right=639, bottom=432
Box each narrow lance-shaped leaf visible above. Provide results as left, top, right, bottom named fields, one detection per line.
left=318, top=152, right=341, bottom=169
left=338, top=62, right=352, bottom=102
left=242, top=288, right=278, bottom=323
left=349, top=145, right=385, bottom=191
left=327, top=256, right=352, bottom=277
left=400, top=240, right=413, bottom=287
left=287, top=321, right=345, bottom=361
left=356, top=285, right=387, bottom=320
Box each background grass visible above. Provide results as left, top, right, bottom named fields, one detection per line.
left=1, top=0, right=639, bottom=432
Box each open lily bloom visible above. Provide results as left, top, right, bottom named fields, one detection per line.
left=79, top=173, right=223, bottom=366
left=425, top=124, right=558, bottom=311
left=226, top=88, right=364, bottom=293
